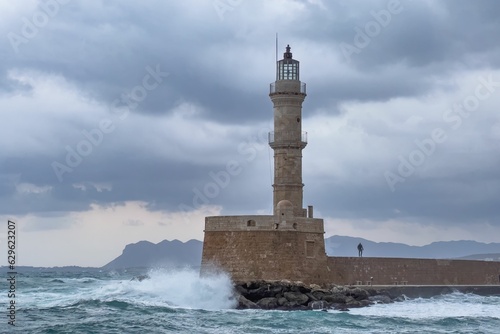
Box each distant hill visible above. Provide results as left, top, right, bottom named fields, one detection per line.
left=325, top=235, right=500, bottom=259
left=102, top=239, right=203, bottom=270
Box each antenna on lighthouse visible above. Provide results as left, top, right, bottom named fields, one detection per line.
left=275, top=33, right=278, bottom=63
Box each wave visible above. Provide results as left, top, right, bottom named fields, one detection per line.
left=345, top=292, right=500, bottom=319
left=19, top=267, right=237, bottom=311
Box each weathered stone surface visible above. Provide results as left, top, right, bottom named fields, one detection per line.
left=256, top=297, right=278, bottom=309
left=277, top=297, right=288, bottom=306
left=246, top=285, right=281, bottom=301
left=305, top=292, right=318, bottom=301
left=236, top=294, right=260, bottom=309
left=347, top=287, right=369, bottom=301
left=234, top=281, right=381, bottom=311
left=311, top=291, right=325, bottom=300
left=322, top=293, right=347, bottom=304
left=235, top=285, right=248, bottom=295
left=284, top=291, right=309, bottom=305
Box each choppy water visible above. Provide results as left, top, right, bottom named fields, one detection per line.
left=1, top=268, right=499, bottom=333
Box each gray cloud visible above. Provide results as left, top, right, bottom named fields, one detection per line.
left=1, top=0, right=500, bottom=238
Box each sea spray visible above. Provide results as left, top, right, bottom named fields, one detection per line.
left=17, top=267, right=237, bottom=311
left=130, top=267, right=237, bottom=310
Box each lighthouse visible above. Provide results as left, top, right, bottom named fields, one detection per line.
left=269, top=45, right=308, bottom=217
left=201, top=44, right=328, bottom=285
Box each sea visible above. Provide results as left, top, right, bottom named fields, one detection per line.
left=1, top=267, right=500, bottom=333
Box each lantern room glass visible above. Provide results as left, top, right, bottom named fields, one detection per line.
left=276, top=45, right=300, bottom=81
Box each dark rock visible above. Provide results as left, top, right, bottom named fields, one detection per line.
left=236, top=294, right=260, bottom=309
left=322, top=293, right=347, bottom=304
left=311, top=291, right=325, bottom=300
left=245, top=284, right=283, bottom=302
left=232, top=281, right=382, bottom=311
left=290, top=285, right=311, bottom=294
left=257, top=297, right=278, bottom=309
left=235, top=285, right=248, bottom=295
left=360, top=299, right=373, bottom=307
left=306, top=292, right=318, bottom=301
left=284, top=291, right=309, bottom=305
left=347, top=287, right=369, bottom=301
left=243, top=281, right=263, bottom=290
left=345, top=300, right=362, bottom=308
left=246, top=286, right=270, bottom=301
left=277, top=297, right=288, bottom=306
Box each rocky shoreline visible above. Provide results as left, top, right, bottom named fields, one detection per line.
left=234, top=280, right=398, bottom=311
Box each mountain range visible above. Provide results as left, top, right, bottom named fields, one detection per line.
left=102, top=236, right=500, bottom=270
left=102, top=239, right=203, bottom=270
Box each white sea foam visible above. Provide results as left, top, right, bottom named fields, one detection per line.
left=125, top=267, right=237, bottom=310
left=346, top=292, right=500, bottom=319
left=18, top=268, right=237, bottom=310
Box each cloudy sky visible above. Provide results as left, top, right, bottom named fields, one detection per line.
left=1, top=0, right=500, bottom=267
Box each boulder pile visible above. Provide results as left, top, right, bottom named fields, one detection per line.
left=234, top=280, right=396, bottom=311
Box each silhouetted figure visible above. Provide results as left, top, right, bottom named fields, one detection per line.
left=357, top=243, right=364, bottom=257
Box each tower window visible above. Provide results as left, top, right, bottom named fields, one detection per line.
left=247, top=220, right=256, bottom=227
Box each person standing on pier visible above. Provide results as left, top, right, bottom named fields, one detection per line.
left=357, top=243, right=364, bottom=257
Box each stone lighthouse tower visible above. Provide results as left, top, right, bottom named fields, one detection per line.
left=269, top=45, right=308, bottom=217
left=201, top=44, right=328, bottom=285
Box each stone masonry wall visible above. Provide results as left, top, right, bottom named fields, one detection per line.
left=203, top=215, right=324, bottom=233
left=327, top=256, right=500, bottom=286
left=201, top=229, right=329, bottom=285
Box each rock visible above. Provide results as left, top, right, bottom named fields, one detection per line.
left=345, top=296, right=355, bottom=304
left=345, top=298, right=372, bottom=308
left=235, top=285, right=248, bottom=295
left=236, top=294, right=260, bottom=309
left=284, top=291, right=309, bottom=305
left=345, top=300, right=363, bottom=308
left=311, top=291, right=325, bottom=300
left=246, top=286, right=270, bottom=301
left=305, top=292, right=318, bottom=301
left=232, top=281, right=381, bottom=311
left=256, top=297, right=278, bottom=309
left=360, top=299, right=373, bottom=307
left=277, top=297, right=288, bottom=306
left=331, top=286, right=347, bottom=294
left=347, top=287, right=369, bottom=301
left=322, top=293, right=347, bottom=304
